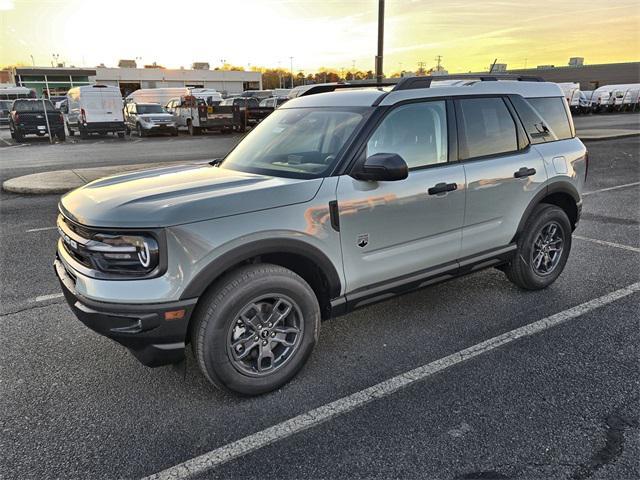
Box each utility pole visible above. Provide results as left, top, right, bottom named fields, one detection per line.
left=289, top=56, right=294, bottom=88
left=434, top=55, right=442, bottom=71
left=417, top=61, right=426, bottom=75
left=375, top=0, right=384, bottom=84
left=30, top=54, right=35, bottom=66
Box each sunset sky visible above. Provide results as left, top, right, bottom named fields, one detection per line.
left=1, top=0, right=639, bottom=74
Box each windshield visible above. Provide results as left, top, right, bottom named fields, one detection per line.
left=13, top=100, right=56, bottom=112
left=137, top=104, right=166, bottom=114
left=221, top=107, right=367, bottom=179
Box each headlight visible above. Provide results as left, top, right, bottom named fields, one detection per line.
left=57, top=215, right=162, bottom=277
left=88, top=233, right=160, bottom=275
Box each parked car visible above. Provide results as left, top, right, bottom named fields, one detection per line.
left=9, top=98, right=65, bottom=142
left=124, top=102, right=178, bottom=137
left=64, top=85, right=126, bottom=138
left=165, top=95, right=239, bottom=135
left=0, top=99, right=12, bottom=125
left=55, top=75, right=587, bottom=395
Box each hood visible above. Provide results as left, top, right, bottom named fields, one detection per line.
left=140, top=113, right=173, bottom=119
left=60, top=163, right=323, bottom=228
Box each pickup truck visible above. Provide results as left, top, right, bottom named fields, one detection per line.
left=9, top=99, right=66, bottom=142
left=164, top=95, right=240, bottom=135
left=219, top=97, right=273, bottom=131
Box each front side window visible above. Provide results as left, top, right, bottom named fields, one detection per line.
left=366, top=101, right=448, bottom=169
left=458, top=97, right=518, bottom=159
left=221, top=107, right=366, bottom=179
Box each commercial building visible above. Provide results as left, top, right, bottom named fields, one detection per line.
left=507, top=61, right=640, bottom=90
left=11, top=66, right=262, bottom=97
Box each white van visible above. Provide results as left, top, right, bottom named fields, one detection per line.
left=557, top=82, right=581, bottom=112
left=65, top=85, right=126, bottom=138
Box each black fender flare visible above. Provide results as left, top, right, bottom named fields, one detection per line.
left=513, top=181, right=581, bottom=241
left=180, top=238, right=342, bottom=300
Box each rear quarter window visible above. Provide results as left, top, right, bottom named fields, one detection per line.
left=525, top=97, right=573, bottom=141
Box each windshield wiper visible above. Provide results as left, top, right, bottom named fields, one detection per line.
left=209, top=158, right=223, bottom=167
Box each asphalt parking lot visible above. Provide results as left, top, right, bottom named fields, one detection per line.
left=0, top=132, right=638, bottom=479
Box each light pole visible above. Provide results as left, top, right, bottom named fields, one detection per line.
left=375, top=0, right=384, bottom=83
left=289, top=56, right=294, bottom=88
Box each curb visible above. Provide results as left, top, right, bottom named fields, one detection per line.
left=2, top=161, right=193, bottom=195
left=579, top=132, right=640, bottom=141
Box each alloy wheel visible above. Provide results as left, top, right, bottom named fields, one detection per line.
left=531, top=221, right=564, bottom=275
left=226, top=295, right=304, bottom=376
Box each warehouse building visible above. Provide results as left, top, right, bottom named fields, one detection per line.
left=11, top=65, right=262, bottom=98
left=507, top=61, right=640, bottom=90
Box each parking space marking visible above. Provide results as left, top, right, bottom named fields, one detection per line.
left=25, top=226, right=57, bottom=233
left=144, top=281, right=640, bottom=480
left=0, top=137, right=12, bottom=146
left=583, top=181, right=640, bottom=196
left=574, top=235, right=640, bottom=253
left=33, top=293, right=64, bottom=302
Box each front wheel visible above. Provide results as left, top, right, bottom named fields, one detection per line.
left=137, top=124, right=145, bottom=137
left=57, top=130, right=66, bottom=141
left=192, top=264, right=320, bottom=395
left=504, top=204, right=572, bottom=290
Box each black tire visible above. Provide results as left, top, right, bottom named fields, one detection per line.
left=191, top=263, right=320, bottom=396
left=57, top=130, right=66, bottom=141
left=171, top=128, right=179, bottom=136
left=67, top=123, right=74, bottom=136
left=117, top=131, right=125, bottom=139
left=14, top=127, right=24, bottom=143
left=137, top=124, right=145, bottom=137
left=504, top=204, right=572, bottom=290
left=9, top=126, right=16, bottom=140
left=79, top=124, right=88, bottom=139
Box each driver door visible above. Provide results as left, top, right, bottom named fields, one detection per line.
left=336, top=100, right=466, bottom=295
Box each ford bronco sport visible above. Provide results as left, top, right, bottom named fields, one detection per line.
left=55, top=75, right=587, bottom=395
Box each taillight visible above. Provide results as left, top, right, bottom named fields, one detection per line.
left=584, top=150, right=589, bottom=180
left=81, top=108, right=86, bottom=123
left=59, top=112, right=64, bottom=122
left=14, top=113, right=19, bottom=123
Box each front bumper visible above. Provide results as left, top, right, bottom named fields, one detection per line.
left=141, top=123, right=177, bottom=132
left=54, top=258, right=197, bottom=367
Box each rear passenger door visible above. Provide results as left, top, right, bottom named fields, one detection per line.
left=456, top=96, right=547, bottom=257
left=337, top=100, right=466, bottom=294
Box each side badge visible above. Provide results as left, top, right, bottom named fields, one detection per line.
left=357, top=233, right=369, bottom=248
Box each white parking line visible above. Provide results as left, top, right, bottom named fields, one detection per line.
left=143, top=281, right=640, bottom=480
left=0, top=137, right=12, bottom=146
left=25, top=226, right=57, bottom=233
left=583, top=181, right=640, bottom=196
left=574, top=235, right=640, bottom=253
left=33, top=293, right=64, bottom=302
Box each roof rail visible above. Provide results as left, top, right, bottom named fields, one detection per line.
left=298, top=82, right=397, bottom=97
left=392, top=74, right=545, bottom=92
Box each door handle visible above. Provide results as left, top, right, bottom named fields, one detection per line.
left=428, top=182, right=458, bottom=195
left=514, top=167, right=536, bottom=178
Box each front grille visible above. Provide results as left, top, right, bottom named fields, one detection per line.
left=58, top=215, right=93, bottom=269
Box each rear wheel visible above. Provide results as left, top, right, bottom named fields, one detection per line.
left=117, top=131, right=125, bottom=139
left=137, top=124, right=145, bottom=137
left=187, top=120, right=199, bottom=136
left=192, top=264, right=320, bottom=396
left=504, top=204, right=572, bottom=290
left=57, top=130, right=66, bottom=141
left=67, top=123, right=74, bottom=136
left=79, top=124, right=88, bottom=139
left=14, top=127, right=24, bottom=143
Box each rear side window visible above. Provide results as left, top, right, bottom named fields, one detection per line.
left=526, top=97, right=573, bottom=140
left=457, top=97, right=517, bottom=159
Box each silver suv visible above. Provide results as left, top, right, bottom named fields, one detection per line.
left=55, top=75, right=587, bottom=395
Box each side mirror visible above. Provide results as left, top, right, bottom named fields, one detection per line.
left=351, top=153, right=408, bottom=182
